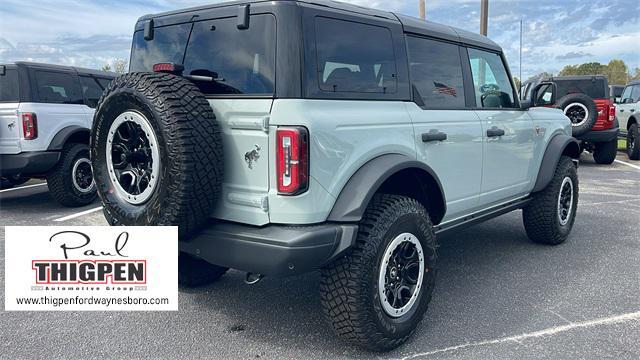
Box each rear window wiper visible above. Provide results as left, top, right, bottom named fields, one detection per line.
left=183, top=74, right=225, bottom=82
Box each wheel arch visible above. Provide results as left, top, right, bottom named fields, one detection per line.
left=532, top=134, right=580, bottom=193
left=47, top=126, right=90, bottom=150
left=327, top=154, right=447, bottom=225
left=628, top=116, right=638, bottom=130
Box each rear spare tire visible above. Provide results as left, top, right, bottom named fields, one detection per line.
left=593, top=139, right=617, bottom=164
left=557, top=93, right=597, bottom=137
left=91, top=73, right=223, bottom=238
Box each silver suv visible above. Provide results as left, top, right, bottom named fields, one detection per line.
left=0, top=62, right=115, bottom=205
left=617, top=80, right=640, bottom=159
left=91, top=0, right=580, bottom=351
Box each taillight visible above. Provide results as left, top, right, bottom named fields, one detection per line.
left=22, top=113, right=37, bottom=140
left=152, top=63, right=184, bottom=74
left=608, top=104, right=616, bottom=122
left=276, top=126, right=309, bottom=195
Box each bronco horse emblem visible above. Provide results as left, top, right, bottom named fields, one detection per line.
left=244, top=145, right=261, bottom=170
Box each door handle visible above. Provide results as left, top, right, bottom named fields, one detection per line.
left=422, top=131, right=447, bottom=142
left=619, top=109, right=625, bottom=112
left=631, top=109, right=636, bottom=112
left=486, top=127, right=505, bottom=137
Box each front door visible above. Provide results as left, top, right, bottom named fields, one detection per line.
left=466, top=47, right=536, bottom=207
left=405, top=36, right=483, bottom=222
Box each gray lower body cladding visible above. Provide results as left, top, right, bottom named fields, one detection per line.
left=0, top=151, right=60, bottom=177
left=180, top=221, right=358, bottom=276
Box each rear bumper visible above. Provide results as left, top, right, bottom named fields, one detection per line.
left=577, top=127, right=619, bottom=143
left=0, top=151, right=60, bottom=177
left=180, top=221, right=358, bottom=276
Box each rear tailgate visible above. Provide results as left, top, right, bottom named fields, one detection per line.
left=208, top=99, right=272, bottom=226
left=0, top=103, right=21, bottom=154
left=592, top=99, right=615, bottom=131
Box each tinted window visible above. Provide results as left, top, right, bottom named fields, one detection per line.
left=183, top=15, right=276, bottom=95
left=0, top=69, right=19, bottom=102
left=97, top=78, right=112, bottom=89
left=80, top=75, right=106, bottom=108
left=129, top=24, right=191, bottom=72
left=35, top=71, right=83, bottom=104
left=315, top=17, right=396, bottom=93
left=554, top=79, right=607, bottom=99
left=407, top=37, right=464, bottom=108
left=468, top=48, right=516, bottom=108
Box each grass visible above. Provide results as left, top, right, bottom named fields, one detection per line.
left=618, top=139, right=627, bottom=151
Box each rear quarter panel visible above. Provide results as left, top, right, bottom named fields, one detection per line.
left=268, top=99, right=416, bottom=224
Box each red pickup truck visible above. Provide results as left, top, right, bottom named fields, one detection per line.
left=522, top=75, right=619, bottom=164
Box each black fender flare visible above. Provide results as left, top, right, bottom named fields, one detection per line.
left=532, top=134, right=580, bottom=193
left=327, top=154, right=446, bottom=223
left=47, top=126, right=90, bottom=150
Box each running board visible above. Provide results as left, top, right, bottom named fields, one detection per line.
left=434, top=197, right=531, bottom=236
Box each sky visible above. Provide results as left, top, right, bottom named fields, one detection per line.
left=0, top=0, right=638, bottom=81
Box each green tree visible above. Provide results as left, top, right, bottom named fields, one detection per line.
left=101, top=63, right=112, bottom=72
left=603, top=59, right=628, bottom=85
left=629, top=67, right=640, bottom=81
left=525, top=72, right=553, bottom=83
left=514, top=76, right=521, bottom=90
left=112, top=58, right=128, bottom=74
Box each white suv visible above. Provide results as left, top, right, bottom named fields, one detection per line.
left=617, top=80, right=640, bottom=160
left=0, top=62, right=116, bottom=206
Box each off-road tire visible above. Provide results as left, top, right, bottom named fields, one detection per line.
left=627, top=123, right=640, bottom=160
left=8, top=175, right=30, bottom=186
left=179, top=252, right=229, bottom=287
left=46, top=143, right=97, bottom=207
left=592, top=139, right=618, bottom=164
left=91, top=73, right=222, bottom=239
left=557, top=93, right=597, bottom=137
left=320, top=194, right=437, bottom=352
left=523, top=156, right=578, bottom=245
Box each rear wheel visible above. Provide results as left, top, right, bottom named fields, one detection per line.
left=46, top=143, right=97, bottom=207
left=320, top=194, right=437, bottom=351
left=592, top=139, right=618, bottom=164
left=91, top=73, right=223, bottom=238
left=627, top=123, right=640, bottom=160
left=523, top=156, right=578, bottom=245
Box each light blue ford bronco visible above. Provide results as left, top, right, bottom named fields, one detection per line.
left=91, top=0, right=580, bottom=351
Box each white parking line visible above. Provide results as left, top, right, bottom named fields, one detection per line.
left=53, top=206, right=103, bottom=222
left=0, top=183, right=47, bottom=193
left=614, top=159, right=640, bottom=170
left=399, top=311, right=640, bottom=359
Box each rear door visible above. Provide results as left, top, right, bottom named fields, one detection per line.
left=0, top=67, right=22, bottom=154
left=466, top=47, right=536, bottom=207
left=129, top=13, right=276, bottom=225
left=404, top=36, right=483, bottom=221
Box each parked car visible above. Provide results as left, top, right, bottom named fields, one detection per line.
left=521, top=75, right=619, bottom=164
left=610, top=84, right=625, bottom=103
left=617, top=80, right=640, bottom=160
left=91, top=0, right=580, bottom=351
left=0, top=62, right=116, bottom=205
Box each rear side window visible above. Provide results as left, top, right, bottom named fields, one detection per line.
left=467, top=48, right=516, bottom=108
left=0, top=69, right=19, bottom=102
left=555, top=79, right=607, bottom=99
left=129, top=24, right=192, bottom=72
left=315, top=17, right=397, bottom=93
left=35, top=71, right=83, bottom=104
left=407, top=37, right=465, bottom=108
left=183, top=14, right=276, bottom=95
left=630, top=85, right=640, bottom=102
left=80, top=75, right=106, bottom=108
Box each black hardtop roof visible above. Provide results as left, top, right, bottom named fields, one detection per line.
left=5, top=61, right=117, bottom=78
left=522, top=74, right=609, bottom=86
left=137, top=0, right=501, bottom=52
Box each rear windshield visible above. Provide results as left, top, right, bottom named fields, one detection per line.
left=555, top=79, right=608, bottom=99
left=0, top=69, right=19, bottom=102
left=130, top=14, right=276, bottom=96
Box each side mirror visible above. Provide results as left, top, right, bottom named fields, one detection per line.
left=523, top=82, right=556, bottom=110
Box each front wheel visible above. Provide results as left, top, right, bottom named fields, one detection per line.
left=523, top=156, right=578, bottom=245
left=320, top=194, right=437, bottom=351
left=592, top=139, right=618, bottom=164
left=627, top=123, right=640, bottom=160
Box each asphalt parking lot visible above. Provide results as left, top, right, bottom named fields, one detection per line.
left=1, top=152, right=639, bottom=360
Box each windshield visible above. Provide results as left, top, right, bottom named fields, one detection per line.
left=555, top=78, right=607, bottom=99
left=129, top=14, right=276, bottom=96
left=0, top=68, right=19, bottom=102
